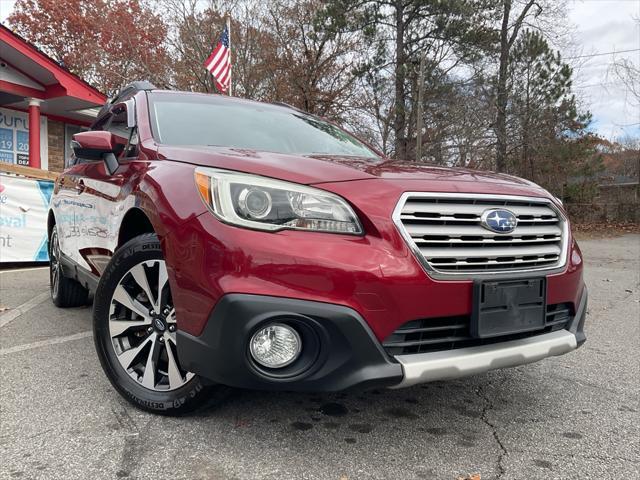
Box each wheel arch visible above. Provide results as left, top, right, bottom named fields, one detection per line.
left=117, top=207, right=156, bottom=250
left=47, top=210, right=56, bottom=240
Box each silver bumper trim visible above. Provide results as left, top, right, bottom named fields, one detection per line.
left=390, top=329, right=577, bottom=388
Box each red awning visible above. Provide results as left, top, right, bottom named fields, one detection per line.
left=0, top=24, right=106, bottom=124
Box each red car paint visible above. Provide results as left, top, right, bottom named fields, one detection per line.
left=54, top=90, right=584, bottom=346
left=159, top=169, right=583, bottom=340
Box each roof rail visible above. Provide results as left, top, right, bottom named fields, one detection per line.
left=112, top=81, right=156, bottom=102
left=95, top=81, right=157, bottom=120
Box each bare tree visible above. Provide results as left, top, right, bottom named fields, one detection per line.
left=612, top=57, right=640, bottom=106
left=494, top=0, right=542, bottom=172
left=262, top=0, right=361, bottom=118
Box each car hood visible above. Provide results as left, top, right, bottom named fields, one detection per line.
left=157, top=145, right=540, bottom=189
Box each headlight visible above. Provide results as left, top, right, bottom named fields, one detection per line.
left=194, top=167, right=363, bottom=234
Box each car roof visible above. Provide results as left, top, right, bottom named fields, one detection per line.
left=147, top=89, right=300, bottom=112
left=93, top=83, right=301, bottom=127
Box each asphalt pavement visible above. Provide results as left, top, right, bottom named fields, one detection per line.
left=1, top=235, right=638, bottom=480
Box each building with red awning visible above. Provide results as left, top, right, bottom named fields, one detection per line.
left=0, top=24, right=106, bottom=172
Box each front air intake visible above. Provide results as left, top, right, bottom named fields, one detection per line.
left=383, top=303, right=574, bottom=356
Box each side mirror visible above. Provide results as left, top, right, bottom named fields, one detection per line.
left=71, top=131, right=121, bottom=174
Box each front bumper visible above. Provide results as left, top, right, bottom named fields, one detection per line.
left=395, top=286, right=587, bottom=387
left=177, top=287, right=587, bottom=391
left=177, top=294, right=404, bottom=391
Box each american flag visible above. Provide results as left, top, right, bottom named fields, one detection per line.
left=204, top=26, right=231, bottom=93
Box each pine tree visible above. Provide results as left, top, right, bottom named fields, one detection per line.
left=507, top=30, right=597, bottom=192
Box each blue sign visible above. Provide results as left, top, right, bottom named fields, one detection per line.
left=0, top=108, right=40, bottom=167
left=16, top=130, right=29, bottom=152
left=0, top=127, right=13, bottom=152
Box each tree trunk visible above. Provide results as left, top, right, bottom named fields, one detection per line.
left=524, top=62, right=533, bottom=181
left=415, top=55, right=425, bottom=162
left=495, top=0, right=511, bottom=173
left=394, top=0, right=406, bottom=160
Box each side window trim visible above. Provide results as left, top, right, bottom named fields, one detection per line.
left=123, top=126, right=139, bottom=159
left=124, top=98, right=136, bottom=128
left=123, top=98, right=138, bottom=158
left=106, top=100, right=138, bottom=159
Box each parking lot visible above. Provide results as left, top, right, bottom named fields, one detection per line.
left=0, top=234, right=638, bottom=480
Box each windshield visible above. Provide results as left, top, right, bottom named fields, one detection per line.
left=148, top=92, right=378, bottom=158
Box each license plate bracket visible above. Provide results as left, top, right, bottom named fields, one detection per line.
left=472, top=278, right=546, bottom=338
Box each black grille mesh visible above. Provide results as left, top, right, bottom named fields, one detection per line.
left=383, top=303, right=573, bottom=356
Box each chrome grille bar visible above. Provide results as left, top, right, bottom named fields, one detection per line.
left=393, top=193, right=569, bottom=278
left=403, top=202, right=557, bottom=218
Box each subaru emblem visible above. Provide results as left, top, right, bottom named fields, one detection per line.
left=480, top=209, right=518, bottom=234
left=154, top=318, right=166, bottom=331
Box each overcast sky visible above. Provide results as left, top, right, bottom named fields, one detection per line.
left=566, top=0, right=639, bottom=140
left=1, top=0, right=638, bottom=140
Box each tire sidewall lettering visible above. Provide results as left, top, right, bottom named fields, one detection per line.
left=93, top=233, right=213, bottom=415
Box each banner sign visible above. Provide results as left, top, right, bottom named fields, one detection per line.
left=0, top=174, right=52, bottom=263
left=0, top=108, right=48, bottom=169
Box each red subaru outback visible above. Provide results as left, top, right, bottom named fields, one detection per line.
left=48, top=82, right=587, bottom=414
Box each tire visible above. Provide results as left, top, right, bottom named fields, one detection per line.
left=93, top=233, right=223, bottom=415
left=49, top=225, right=89, bottom=308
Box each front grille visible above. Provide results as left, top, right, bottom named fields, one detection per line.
left=383, top=303, right=573, bottom=356
left=394, top=193, right=568, bottom=277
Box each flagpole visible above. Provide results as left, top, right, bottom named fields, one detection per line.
left=226, top=13, right=232, bottom=96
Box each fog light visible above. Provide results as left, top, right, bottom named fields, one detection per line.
left=249, top=323, right=301, bottom=368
